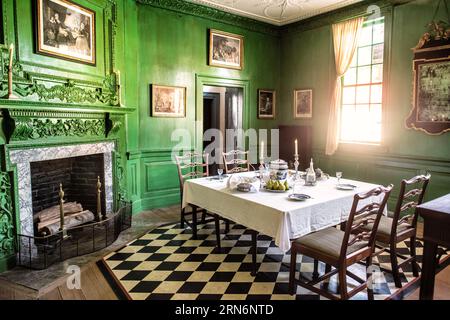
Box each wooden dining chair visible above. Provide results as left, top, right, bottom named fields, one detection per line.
left=175, top=152, right=227, bottom=248
left=289, top=184, right=393, bottom=300
left=361, top=174, right=431, bottom=288
left=222, top=149, right=251, bottom=174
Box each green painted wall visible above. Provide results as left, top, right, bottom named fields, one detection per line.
left=128, top=4, right=280, bottom=212
left=279, top=0, right=450, bottom=205
left=0, top=0, right=137, bottom=272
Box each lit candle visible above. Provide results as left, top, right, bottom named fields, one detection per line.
left=260, top=140, right=264, bottom=160
left=295, top=139, right=298, bottom=155
left=9, top=44, right=14, bottom=69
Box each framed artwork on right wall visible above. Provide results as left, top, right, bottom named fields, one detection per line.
left=294, top=89, right=312, bottom=119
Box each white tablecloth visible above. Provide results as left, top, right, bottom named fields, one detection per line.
left=182, top=172, right=385, bottom=252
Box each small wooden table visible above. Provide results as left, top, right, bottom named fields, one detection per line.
left=417, top=193, right=450, bottom=300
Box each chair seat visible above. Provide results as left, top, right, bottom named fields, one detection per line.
left=293, top=227, right=368, bottom=263
left=361, top=216, right=413, bottom=243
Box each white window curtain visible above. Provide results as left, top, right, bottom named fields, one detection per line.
left=325, top=17, right=364, bottom=156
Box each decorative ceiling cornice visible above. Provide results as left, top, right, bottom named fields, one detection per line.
left=136, top=0, right=411, bottom=36
left=135, top=0, right=280, bottom=36
left=188, top=0, right=365, bottom=26
left=281, top=0, right=396, bottom=34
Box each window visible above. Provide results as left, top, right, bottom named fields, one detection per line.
left=340, top=17, right=385, bottom=144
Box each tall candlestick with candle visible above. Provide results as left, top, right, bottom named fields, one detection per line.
left=294, top=139, right=299, bottom=180
left=259, top=140, right=265, bottom=187
left=5, top=44, right=19, bottom=99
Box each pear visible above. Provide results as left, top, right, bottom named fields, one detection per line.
left=279, top=183, right=286, bottom=191
left=276, top=181, right=282, bottom=190
left=284, top=181, right=289, bottom=190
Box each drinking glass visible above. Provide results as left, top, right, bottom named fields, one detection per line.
left=336, top=172, right=343, bottom=184
left=217, top=168, right=224, bottom=181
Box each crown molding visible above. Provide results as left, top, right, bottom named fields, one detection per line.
left=281, top=0, right=396, bottom=34
left=135, top=0, right=280, bottom=36
left=188, top=0, right=365, bottom=26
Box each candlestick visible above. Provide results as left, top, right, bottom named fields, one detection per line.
left=58, top=183, right=70, bottom=238
left=4, top=43, right=19, bottom=100
left=59, top=183, right=65, bottom=231
left=97, top=176, right=104, bottom=221
left=293, top=153, right=299, bottom=180
left=9, top=44, right=14, bottom=69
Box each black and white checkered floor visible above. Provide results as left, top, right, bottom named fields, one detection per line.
left=102, top=221, right=435, bottom=300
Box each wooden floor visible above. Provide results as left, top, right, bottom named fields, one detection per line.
left=1, top=205, right=449, bottom=300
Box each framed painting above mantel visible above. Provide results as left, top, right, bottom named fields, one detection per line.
left=36, top=0, right=96, bottom=65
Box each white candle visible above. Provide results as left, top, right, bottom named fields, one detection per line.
left=260, top=141, right=264, bottom=160
left=9, top=44, right=14, bottom=69
left=295, top=139, right=298, bottom=155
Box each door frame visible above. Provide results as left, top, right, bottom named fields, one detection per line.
left=195, top=74, right=250, bottom=153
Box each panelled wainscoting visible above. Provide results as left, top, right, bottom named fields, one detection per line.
left=127, top=149, right=181, bottom=214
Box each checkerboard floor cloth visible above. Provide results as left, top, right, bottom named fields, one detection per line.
left=102, top=221, right=435, bottom=300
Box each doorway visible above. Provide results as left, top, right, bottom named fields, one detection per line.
left=203, top=86, right=243, bottom=175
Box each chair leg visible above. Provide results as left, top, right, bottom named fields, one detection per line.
left=214, top=214, right=221, bottom=253
left=201, top=211, right=206, bottom=224
left=389, top=242, right=402, bottom=288
left=180, top=208, right=185, bottom=228
left=313, top=259, right=319, bottom=280
left=191, top=206, right=198, bottom=240
left=338, top=267, right=348, bottom=300
left=323, top=264, right=332, bottom=289
left=366, top=256, right=374, bottom=301
left=225, top=219, right=230, bottom=234
left=410, top=236, right=420, bottom=277
left=289, top=247, right=297, bottom=295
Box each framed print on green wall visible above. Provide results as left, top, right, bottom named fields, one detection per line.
left=209, top=29, right=244, bottom=70
left=294, top=89, right=313, bottom=119
left=36, top=0, right=96, bottom=65
left=258, top=89, right=276, bottom=119
left=150, top=84, right=186, bottom=118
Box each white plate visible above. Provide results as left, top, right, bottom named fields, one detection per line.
left=336, top=183, right=357, bottom=190
left=288, top=194, right=311, bottom=201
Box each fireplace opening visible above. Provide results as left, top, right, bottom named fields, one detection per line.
left=30, top=153, right=106, bottom=236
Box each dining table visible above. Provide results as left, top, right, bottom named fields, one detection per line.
left=182, top=171, right=385, bottom=275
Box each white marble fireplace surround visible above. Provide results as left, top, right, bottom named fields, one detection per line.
left=9, top=141, right=115, bottom=237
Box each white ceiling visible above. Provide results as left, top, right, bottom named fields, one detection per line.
left=188, top=0, right=364, bottom=26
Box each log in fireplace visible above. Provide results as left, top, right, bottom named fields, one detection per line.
left=30, top=154, right=106, bottom=236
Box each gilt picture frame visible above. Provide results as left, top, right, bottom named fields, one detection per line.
left=209, top=29, right=244, bottom=70
left=406, top=56, right=450, bottom=135
left=150, top=84, right=186, bottom=118
left=294, top=89, right=312, bottom=119
left=258, top=89, right=276, bottom=119
left=36, top=0, right=96, bottom=65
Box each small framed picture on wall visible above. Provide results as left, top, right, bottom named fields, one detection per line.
left=209, top=29, right=244, bottom=70
left=150, top=84, right=186, bottom=118
left=257, top=89, right=276, bottom=119
left=294, top=89, right=312, bottom=119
